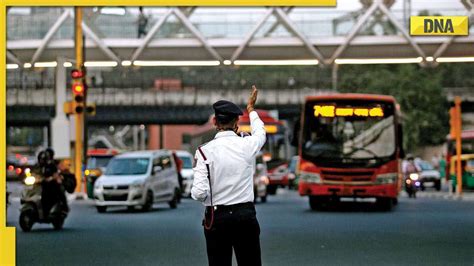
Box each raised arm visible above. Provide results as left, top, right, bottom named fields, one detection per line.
left=244, top=86, right=266, bottom=156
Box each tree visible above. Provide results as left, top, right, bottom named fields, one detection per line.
left=338, top=64, right=449, bottom=151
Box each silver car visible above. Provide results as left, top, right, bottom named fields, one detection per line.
left=94, top=150, right=181, bottom=213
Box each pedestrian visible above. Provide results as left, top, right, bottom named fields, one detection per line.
left=191, top=86, right=265, bottom=266
left=438, top=153, right=447, bottom=181
left=137, top=7, right=148, bottom=38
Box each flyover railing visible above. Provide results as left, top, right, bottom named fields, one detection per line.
left=6, top=87, right=332, bottom=106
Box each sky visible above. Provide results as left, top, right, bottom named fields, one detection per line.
left=9, top=0, right=468, bottom=14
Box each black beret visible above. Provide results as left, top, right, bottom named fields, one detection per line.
left=213, top=100, right=243, bottom=116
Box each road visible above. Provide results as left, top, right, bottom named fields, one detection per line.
left=6, top=185, right=474, bottom=266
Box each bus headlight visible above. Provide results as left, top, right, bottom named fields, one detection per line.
left=376, top=173, right=398, bottom=184
left=300, top=172, right=321, bottom=184
left=409, top=173, right=419, bottom=181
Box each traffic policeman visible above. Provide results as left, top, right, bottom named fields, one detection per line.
left=192, top=86, right=266, bottom=266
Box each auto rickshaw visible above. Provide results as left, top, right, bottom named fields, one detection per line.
left=450, top=154, right=474, bottom=190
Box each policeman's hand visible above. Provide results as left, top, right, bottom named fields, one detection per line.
left=247, top=85, right=258, bottom=113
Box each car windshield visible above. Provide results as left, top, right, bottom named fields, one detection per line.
left=302, top=100, right=396, bottom=165
left=467, top=159, right=474, bottom=168
left=105, top=158, right=150, bottom=175
left=179, top=156, right=193, bottom=169
left=87, top=156, right=113, bottom=169
left=418, top=161, right=434, bottom=171
left=289, top=157, right=297, bottom=172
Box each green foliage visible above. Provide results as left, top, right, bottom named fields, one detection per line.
left=338, top=64, right=449, bottom=151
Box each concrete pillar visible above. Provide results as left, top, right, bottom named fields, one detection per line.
left=133, top=125, right=139, bottom=151
left=140, top=125, right=146, bottom=150
left=50, top=57, right=71, bottom=159
left=148, top=125, right=160, bottom=150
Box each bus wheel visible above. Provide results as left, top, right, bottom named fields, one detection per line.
left=376, top=198, right=394, bottom=212
left=309, top=196, right=325, bottom=211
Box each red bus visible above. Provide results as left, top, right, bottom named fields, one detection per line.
left=296, top=94, right=403, bottom=211
left=239, top=110, right=290, bottom=194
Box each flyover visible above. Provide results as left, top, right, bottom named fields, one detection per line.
left=6, top=1, right=474, bottom=67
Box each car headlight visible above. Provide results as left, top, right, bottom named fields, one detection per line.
left=376, top=173, right=398, bottom=184
left=94, top=180, right=102, bottom=189
left=24, top=168, right=31, bottom=177
left=131, top=180, right=144, bottom=189
left=24, top=176, right=36, bottom=186
left=409, top=173, right=419, bottom=180
left=300, top=171, right=321, bottom=184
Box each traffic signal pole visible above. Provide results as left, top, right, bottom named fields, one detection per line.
left=74, top=7, right=84, bottom=194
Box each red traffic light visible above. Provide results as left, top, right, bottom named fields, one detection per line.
left=73, top=83, right=84, bottom=95
left=71, top=69, right=84, bottom=79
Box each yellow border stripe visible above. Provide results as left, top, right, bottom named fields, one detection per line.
left=1, top=2, right=17, bottom=265
left=6, top=0, right=336, bottom=6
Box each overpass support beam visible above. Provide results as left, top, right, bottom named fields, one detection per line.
left=50, top=57, right=71, bottom=159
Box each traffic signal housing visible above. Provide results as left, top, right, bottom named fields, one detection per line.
left=71, top=68, right=86, bottom=114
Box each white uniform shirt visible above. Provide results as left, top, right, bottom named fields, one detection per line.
left=191, top=111, right=266, bottom=206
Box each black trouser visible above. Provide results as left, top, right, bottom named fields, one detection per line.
left=204, top=202, right=261, bottom=266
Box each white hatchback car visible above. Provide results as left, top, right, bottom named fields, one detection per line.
left=93, top=150, right=181, bottom=213
left=175, top=150, right=194, bottom=198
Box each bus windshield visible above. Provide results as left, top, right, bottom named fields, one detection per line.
left=302, top=100, right=396, bottom=166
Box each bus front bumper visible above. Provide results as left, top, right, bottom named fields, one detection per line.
left=299, top=182, right=398, bottom=198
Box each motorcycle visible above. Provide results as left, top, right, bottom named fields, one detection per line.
left=19, top=174, right=69, bottom=232
left=405, top=172, right=421, bottom=198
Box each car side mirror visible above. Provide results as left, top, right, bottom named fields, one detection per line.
left=153, top=166, right=163, bottom=174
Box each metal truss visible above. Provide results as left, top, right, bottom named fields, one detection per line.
left=328, top=0, right=426, bottom=65
left=432, top=0, right=474, bottom=63
left=6, top=1, right=474, bottom=68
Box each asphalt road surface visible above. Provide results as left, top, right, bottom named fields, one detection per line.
left=6, top=187, right=474, bottom=266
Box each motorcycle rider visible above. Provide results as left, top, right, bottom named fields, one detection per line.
left=34, top=148, right=69, bottom=212
left=403, top=154, right=421, bottom=197
left=403, top=154, right=420, bottom=175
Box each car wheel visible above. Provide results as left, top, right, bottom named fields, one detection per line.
left=267, top=185, right=277, bottom=195
left=19, top=210, right=35, bottom=232
left=142, top=191, right=153, bottom=212
left=96, top=206, right=107, bottom=213
left=168, top=189, right=178, bottom=209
